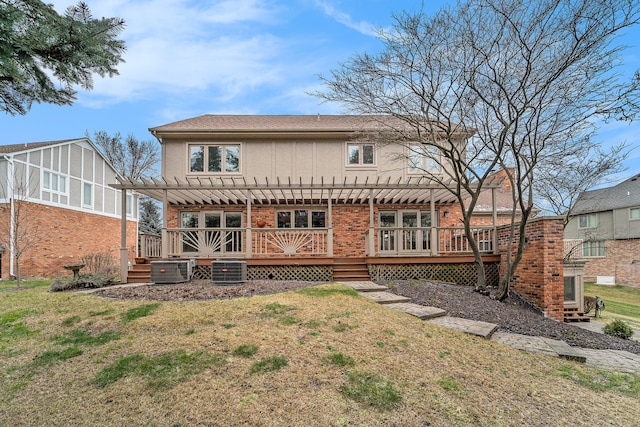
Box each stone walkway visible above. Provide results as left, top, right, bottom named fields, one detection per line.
left=346, top=281, right=640, bottom=374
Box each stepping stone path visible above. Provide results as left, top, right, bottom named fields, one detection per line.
left=342, top=281, right=640, bottom=373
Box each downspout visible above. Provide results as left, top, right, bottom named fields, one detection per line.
left=1, top=154, right=15, bottom=278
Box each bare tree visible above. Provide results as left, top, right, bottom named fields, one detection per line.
left=316, top=0, right=640, bottom=300
left=89, top=131, right=160, bottom=181
left=0, top=172, right=43, bottom=287
left=534, top=142, right=629, bottom=226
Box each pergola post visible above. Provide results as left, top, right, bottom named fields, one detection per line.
left=430, top=188, right=438, bottom=255
left=120, top=189, right=128, bottom=283
left=161, top=189, right=168, bottom=258
left=245, top=189, right=252, bottom=258
left=327, top=190, right=333, bottom=257
left=492, top=187, right=498, bottom=254
left=368, top=189, right=375, bottom=256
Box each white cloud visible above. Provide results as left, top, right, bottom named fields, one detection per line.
left=57, top=0, right=288, bottom=104
left=312, top=0, right=380, bottom=37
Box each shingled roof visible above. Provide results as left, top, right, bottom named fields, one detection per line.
left=0, top=139, right=80, bottom=154
left=149, top=115, right=400, bottom=133
left=572, top=173, right=640, bottom=215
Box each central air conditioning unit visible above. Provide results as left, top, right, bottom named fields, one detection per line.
left=150, top=260, right=194, bottom=284
left=211, top=260, right=247, bottom=285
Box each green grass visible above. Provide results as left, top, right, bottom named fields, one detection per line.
left=296, top=286, right=358, bottom=297
left=249, top=356, right=288, bottom=374
left=340, top=371, right=402, bottom=411
left=324, top=351, right=356, bottom=367
left=557, top=365, right=640, bottom=397
left=92, top=350, right=227, bottom=390
left=584, top=283, right=640, bottom=330
left=121, top=303, right=161, bottom=323
left=32, top=347, right=84, bottom=367
left=233, top=344, right=259, bottom=357
left=53, top=329, right=121, bottom=346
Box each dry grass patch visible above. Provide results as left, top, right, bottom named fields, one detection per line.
left=1, top=282, right=639, bottom=426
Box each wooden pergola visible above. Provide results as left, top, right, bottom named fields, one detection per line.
left=111, top=175, right=502, bottom=282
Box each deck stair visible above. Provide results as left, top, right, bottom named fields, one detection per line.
left=563, top=305, right=590, bottom=322
left=127, top=263, right=151, bottom=284
left=332, top=257, right=370, bottom=282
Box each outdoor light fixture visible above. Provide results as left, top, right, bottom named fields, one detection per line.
left=443, top=210, right=450, bottom=218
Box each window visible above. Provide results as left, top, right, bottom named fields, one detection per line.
left=347, top=143, right=375, bottom=165
left=126, top=194, right=133, bottom=216
left=409, top=144, right=440, bottom=173
left=43, top=171, right=67, bottom=194
left=583, top=240, right=605, bottom=257
left=180, top=211, right=242, bottom=254
left=630, top=207, right=640, bottom=220
left=277, top=210, right=326, bottom=228
left=189, top=144, right=240, bottom=173
left=578, top=213, right=597, bottom=228
left=82, top=182, right=93, bottom=207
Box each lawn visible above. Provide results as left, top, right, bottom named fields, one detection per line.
left=584, top=283, right=640, bottom=331
left=1, top=280, right=639, bottom=426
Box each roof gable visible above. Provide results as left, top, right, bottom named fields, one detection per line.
left=0, top=139, right=80, bottom=154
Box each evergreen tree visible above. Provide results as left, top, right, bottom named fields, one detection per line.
left=1, top=1, right=125, bottom=115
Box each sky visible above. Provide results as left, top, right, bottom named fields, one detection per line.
left=2, top=0, right=640, bottom=184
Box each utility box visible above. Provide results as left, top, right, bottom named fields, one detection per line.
left=211, top=261, right=247, bottom=285
left=150, top=260, right=193, bottom=284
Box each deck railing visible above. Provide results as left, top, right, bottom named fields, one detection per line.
left=374, top=226, right=495, bottom=256
left=160, top=226, right=495, bottom=258
left=563, top=239, right=584, bottom=259
left=138, top=233, right=161, bottom=258
left=166, top=228, right=245, bottom=257
left=252, top=228, right=328, bottom=256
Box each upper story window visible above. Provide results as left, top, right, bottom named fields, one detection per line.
left=347, top=143, right=375, bottom=166
left=277, top=210, right=326, bottom=228
left=126, top=194, right=133, bottom=216
left=578, top=213, right=597, bottom=229
left=43, top=171, right=67, bottom=194
left=82, top=182, right=93, bottom=208
left=409, top=144, right=440, bottom=173
left=189, top=144, right=240, bottom=173
left=630, top=207, right=640, bottom=220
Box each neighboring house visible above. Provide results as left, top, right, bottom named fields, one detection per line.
left=564, top=173, right=640, bottom=287
left=0, top=139, right=139, bottom=280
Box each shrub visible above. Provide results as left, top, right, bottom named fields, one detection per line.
left=603, top=319, right=634, bottom=340
left=80, top=251, right=119, bottom=279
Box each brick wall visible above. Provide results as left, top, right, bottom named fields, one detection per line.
left=582, top=239, right=640, bottom=287
left=497, top=217, right=565, bottom=321
left=0, top=201, right=137, bottom=280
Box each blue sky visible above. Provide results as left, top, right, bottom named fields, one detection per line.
left=2, top=0, right=639, bottom=182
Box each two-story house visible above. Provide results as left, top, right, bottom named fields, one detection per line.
left=114, top=114, right=507, bottom=284
left=0, top=139, right=139, bottom=280
left=564, top=173, right=640, bottom=287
